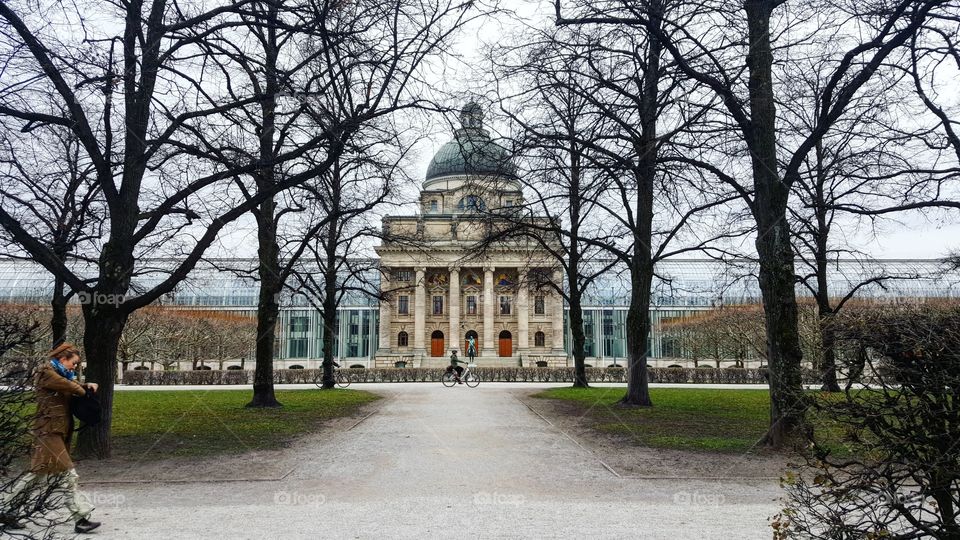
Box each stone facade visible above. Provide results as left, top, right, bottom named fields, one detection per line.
left=374, top=103, right=566, bottom=368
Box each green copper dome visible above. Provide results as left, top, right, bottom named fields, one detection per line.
left=425, top=102, right=516, bottom=182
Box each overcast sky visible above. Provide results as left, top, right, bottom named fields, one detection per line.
left=217, top=0, right=960, bottom=262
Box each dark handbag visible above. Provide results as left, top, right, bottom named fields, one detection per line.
left=70, top=388, right=102, bottom=429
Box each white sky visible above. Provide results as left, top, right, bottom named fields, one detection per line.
left=211, top=0, right=960, bottom=262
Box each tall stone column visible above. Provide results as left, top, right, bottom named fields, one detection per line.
left=448, top=267, right=460, bottom=355
left=413, top=266, right=426, bottom=356
left=483, top=266, right=494, bottom=355
left=378, top=267, right=391, bottom=352
left=517, top=269, right=529, bottom=355
left=552, top=269, right=565, bottom=352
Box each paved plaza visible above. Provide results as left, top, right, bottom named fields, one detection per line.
left=78, top=384, right=781, bottom=539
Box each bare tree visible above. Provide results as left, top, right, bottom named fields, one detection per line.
left=288, top=124, right=410, bottom=388
left=0, top=0, right=476, bottom=457
left=191, top=0, right=478, bottom=407
left=497, top=9, right=743, bottom=405
left=781, top=64, right=935, bottom=391
left=0, top=118, right=103, bottom=346
left=555, top=0, right=957, bottom=445
left=488, top=26, right=621, bottom=388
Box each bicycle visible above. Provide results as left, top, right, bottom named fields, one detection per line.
left=314, top=368, right=350, bottom=388
left=442, top=362, right=479, bottom=388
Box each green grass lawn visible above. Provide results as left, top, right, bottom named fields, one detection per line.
left=109, top=389, right=380, bottom=458
left=532, top=387, right=772, bottom=453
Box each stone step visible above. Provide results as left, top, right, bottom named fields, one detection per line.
left=417, top=356, right=525, bottom=368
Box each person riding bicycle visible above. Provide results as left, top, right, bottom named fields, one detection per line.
left=448, top=351, right=465, bottom=384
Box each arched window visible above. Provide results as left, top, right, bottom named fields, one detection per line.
left=457, top=195, right=485, bottom=212
left=534, top=331, right=545, bottom=348
left=398, top=331, right=409, bottom=347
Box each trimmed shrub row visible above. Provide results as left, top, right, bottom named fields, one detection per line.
left=120, top=366, right=820, bottom=385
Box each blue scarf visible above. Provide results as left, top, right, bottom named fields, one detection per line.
left=51, top=359, right=76, bottom=381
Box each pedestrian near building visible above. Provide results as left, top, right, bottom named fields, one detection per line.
left=0, top=343, right=102, bottom=534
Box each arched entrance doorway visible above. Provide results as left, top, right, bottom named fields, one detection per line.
left=498, top=330, right=512, bottom=357
left=431, top=330, right=444, bottom=357
left=464, top=330, right=479, bottom=359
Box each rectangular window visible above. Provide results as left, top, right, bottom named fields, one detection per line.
left=289, top=316, right=310, bottom=333
left=288, top=338, right=308, bottom=358
left=499, top=295, right=512, bottom=315
left=430, top=200, right=438, bottom=213
left=534, top=295, right=545, bottom=315
left=398, top=295, right=409, bottom=315
left=394, top=270, right=412, bottom=282
left=433, top=295, right=444, bottom=315
left=466, top=296, right=477, bottom=315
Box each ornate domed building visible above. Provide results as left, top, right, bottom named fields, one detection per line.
left=374, top=102, right=567, bottom=367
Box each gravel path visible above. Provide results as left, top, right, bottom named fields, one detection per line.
left=75, top=384, right=782, bottom=539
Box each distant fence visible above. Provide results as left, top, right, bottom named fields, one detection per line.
left=120, top=366, right=820, bottom=385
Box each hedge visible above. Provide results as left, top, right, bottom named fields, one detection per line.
left=120, top=366, right=820, bottom=385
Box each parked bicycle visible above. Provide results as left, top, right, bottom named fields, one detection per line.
left=442, top=362, right=479, bottom=387
left=314, top=362, right=350, bottom=388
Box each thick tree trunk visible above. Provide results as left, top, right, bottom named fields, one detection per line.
left=74, top=306, right=126, bottom=459
left=320, top=222, right=339, bottom=389
left=568, top=289, right=589, bottom=388
left=320, top=288, right=337, bottom=389
left=745, top=0, right=808, bottom=447
left=620, top=2, right=660, bottom=407
left=755, top=222, right=807, bottom=446
left=320, top=172, right=342, bottom=390
left=621, top=261, right=654, bottom=406
left=247, top=4, right=282, bottom=408
left=565, top=135, right=589, bottom=389
left=247, top=202, right=282, bottom=408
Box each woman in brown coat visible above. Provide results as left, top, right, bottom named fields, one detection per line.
left=0, top=343, right=102, bottom=533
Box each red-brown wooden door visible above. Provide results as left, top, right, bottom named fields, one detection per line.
left=498, top=330, right=512, bottom=357
left=431, top=331, right=444, bottom=357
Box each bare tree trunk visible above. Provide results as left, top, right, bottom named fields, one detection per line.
left=818, top=311, right=840, bottom=392
left=812, top=141, right=841, bottom=392
left=74, top=306, right=125, bottom=459
left=247, top=2, right=282, bottom=408
left=745, top=0, right=807, bottom=446
left=50, top=274, right=69, bottom=347
left=567, top=167, right=589, bottom=388
left=568, top=287, right=588, bottom=388
left=620, top=2, right=660, bottom=407
left=248, top=205, right=283, bottom=408
left=622, top=260, right=653, bottom=406
left=320, top=265, right=337, bottom=389
left=320, top=175, right=343, bottom=389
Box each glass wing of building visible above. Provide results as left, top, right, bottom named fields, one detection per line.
left=2, top=258, right=958, bottom=366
